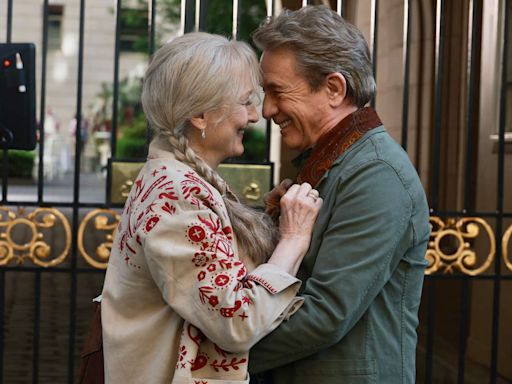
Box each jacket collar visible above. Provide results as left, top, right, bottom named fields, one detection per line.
left=295, top=107, right=382, bottom=187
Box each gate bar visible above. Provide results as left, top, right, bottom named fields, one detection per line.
left=370, top=0, right=378, bottom=109
left=1, top=0, right=14, bottom=204
left=425, top=0, right=446, bottom=381
left=67, top=0, right=86, bottom=381
left=490, top=1, right=509, bottom=381
left=0, top=1, right=14, bottom=381
left=32, top=271, right=41, bottom=383
left=457, top=1, right=481, bottom=382
left=400, top=0, right=411, bottom=150
left=37, top=0, right=50, bottom=204
left=110, top=0, right=122, bottom=160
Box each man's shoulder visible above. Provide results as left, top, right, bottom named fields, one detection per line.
left=330, top=128, right=417, bottom=182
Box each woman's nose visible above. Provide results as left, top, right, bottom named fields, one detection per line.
left=248, top=104, right=259, bottom=123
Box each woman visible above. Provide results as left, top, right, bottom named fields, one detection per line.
left=101, top=32, right=322, bottom=384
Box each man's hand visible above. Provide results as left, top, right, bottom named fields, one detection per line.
left=264, top=178, right=294, bottom=222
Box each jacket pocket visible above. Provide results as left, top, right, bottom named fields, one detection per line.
left=292, top=359, right=376, bottom=384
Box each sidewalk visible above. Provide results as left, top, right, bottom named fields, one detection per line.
left=4, top=171, right=107, bottom=203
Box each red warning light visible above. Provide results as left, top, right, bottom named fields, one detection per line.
left=3, top=59, right=11, bottom=68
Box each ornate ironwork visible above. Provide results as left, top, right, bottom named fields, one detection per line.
left=425, top=216, right=496, bottom=275
left=0, top=206, right=71, bottom=267
left=503, top=223, right=512, bottom=272
left=78, top=208, right=120, bottom=269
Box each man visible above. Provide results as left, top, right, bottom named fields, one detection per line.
left=248, top=5, right=430, bottom=383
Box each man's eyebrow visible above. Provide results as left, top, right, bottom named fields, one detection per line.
left=262, top=81, right=280, bottom=91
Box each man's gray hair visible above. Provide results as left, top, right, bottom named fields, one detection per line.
left=252, top=5, right=375, bottom=108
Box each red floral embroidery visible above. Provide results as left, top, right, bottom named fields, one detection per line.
left=197, top=271, right=206, bottom=281
left=246, top=275, right=277, bottom=294
left=214, top=274, right=230, bottom=287
left=210, top=357, right=247, bottom=372
left=144, top=216, right=160, bottom=233
left=208, top=295, right=219, bottom=307
left=190, top=353, right=208, bottom=371
left=158, top=181, right=178, bottom=201
left=162, top=201, right=176, bottom=215
left=220, top=300, right=242, bottom=318
left=188, top=226, right=206, bottom=243
left=178, top=345, right=187, bottom=362
left=207, top=264, right=216, bottom=272
left=141, top=175, right=168, bottom=203
left=198, top=286, right=214, bottom=304
left=181, top=172, right=216, bottom=207
left=222, top=226, right=233, bottom=240
left=192, top=252, right=209, bottom=267
left=187, top=324, right=207, bottom=346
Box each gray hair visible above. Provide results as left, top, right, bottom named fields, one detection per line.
left=252, top=5, right=376, bottom=108
left=141, top=32, right=278, bottom=266
left=142, top=32, right=261, bottom=137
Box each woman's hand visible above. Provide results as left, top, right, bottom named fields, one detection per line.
left=279, top=183, right=323, bottom=242
left=267, top=182, right=323, bottom=275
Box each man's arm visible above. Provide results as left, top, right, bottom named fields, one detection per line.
left=249, top=160, right=413, bottom=373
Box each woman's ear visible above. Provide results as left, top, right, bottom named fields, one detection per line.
left=325, top=73, right=347, bottom=108
left=190, top=114, right=207, bottom=130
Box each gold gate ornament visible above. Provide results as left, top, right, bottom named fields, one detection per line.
left=0, top=206, right=71, bottom=267
left=426, top=217, right=495, bottom=275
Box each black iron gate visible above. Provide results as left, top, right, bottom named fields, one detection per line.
left=0, top=0, right=511, bottom=383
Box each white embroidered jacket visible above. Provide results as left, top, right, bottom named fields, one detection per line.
left=101, top=138, right=302, bottom=384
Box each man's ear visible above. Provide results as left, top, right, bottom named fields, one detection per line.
left=325, top=73, right=347, bottom=108
left=190, top=114, right=207, bottom=130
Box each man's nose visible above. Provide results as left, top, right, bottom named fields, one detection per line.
left=262, top=95, right=277, bottom=120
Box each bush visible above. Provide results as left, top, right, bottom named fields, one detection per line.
left=5, top=150, right=35, bottom=178
left=116, top=116, right=148, bottom=159
left=240, top=127, right=266, bottom=162
left=116, top=136, right=147, bottom=159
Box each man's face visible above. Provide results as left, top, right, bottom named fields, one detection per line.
left=260, top=48, right=329, bottom=152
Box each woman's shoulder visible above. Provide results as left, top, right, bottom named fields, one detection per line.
left=138, top=157, right=225, bottom=213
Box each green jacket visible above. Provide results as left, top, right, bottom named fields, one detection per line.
left=249, top=127, right=430, bottom=383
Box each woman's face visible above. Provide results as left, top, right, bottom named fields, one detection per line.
left=197, top=79, right=259, bottom=168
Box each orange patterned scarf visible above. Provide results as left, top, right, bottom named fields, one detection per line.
left=296, top=107, right=382, bottom=187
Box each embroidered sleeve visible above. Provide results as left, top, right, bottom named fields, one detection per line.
left=136, top=166, right=302, bottom=352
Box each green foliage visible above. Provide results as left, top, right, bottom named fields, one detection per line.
left=206, top=0, right=267, bottom=46
left=120, top=0, right=267, bottom=53
left=119, top=0, right=181, bottom=53
left=6, top=150, right=35, bottom=178
left=116, top=114, right=148, bottom=159
left=240, top=126, right=267, bottom=162
left=116, top=136, right=147, bottom=159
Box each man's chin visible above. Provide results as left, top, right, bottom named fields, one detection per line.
left=282, top=139, right=305, bottom=152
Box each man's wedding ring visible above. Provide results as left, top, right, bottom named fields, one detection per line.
left=308, top=189, right=320, bottom=201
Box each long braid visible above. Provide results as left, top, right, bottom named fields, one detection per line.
left=165, top=130, right=278, bottom=266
